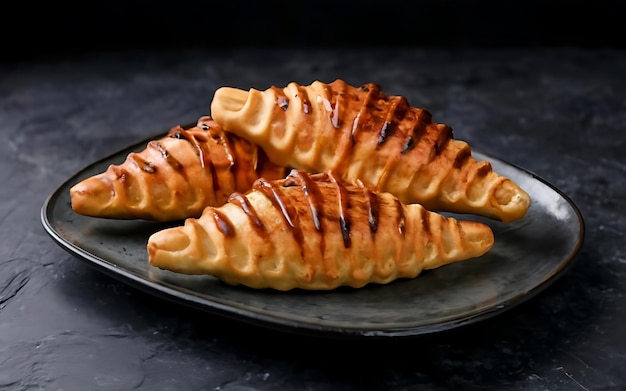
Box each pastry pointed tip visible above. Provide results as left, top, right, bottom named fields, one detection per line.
left=494, top=181, right=531, bottom=222
left=148, top=228, right=190, bottom=255
left=147, top=219, right=220, bottom=275
left=147, top=227, right=191, bottom=271
left=460, top=220, right=495, bottom=257
left=69, top=175, right=117, bottom=218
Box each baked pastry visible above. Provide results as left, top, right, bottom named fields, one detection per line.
left=210, top=79, right=530, bottom=222
left=70, top=116, right=287, bottom=221
left=147, top=169, right=495, bottom=291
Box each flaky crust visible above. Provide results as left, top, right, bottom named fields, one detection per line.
left=70, top=116, right=287, bottom=221
left=147, top=170, right=495, bottom=291
left=210, top=79, right=531, bottom=222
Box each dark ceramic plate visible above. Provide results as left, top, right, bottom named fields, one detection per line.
left=41, top=132, right=584, bottom=338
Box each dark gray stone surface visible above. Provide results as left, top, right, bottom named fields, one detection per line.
left=1, top=47, right=624, bottom=390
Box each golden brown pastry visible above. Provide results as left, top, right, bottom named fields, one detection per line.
left=210, top=79, right=530, bottom=222
left=70, top=116, right=288, bottom=221
left=147, top=169, right=495, bottom=291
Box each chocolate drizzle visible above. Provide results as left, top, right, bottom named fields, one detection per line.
left=212, top=209, right=235, bottom=237
left=403, top=112, right=430, bottom=155
left=320, top=80, right=460, bottom=175
left=167, top=126, right=211, bottom=169
left=453, top=146, right=472, bottom=169
left=434, top=124, right=453, bottom=155
left=228, top=169, right=416, bottom=261
left=277, top=96, right=289, bottom=111
left=401, top=136, right=415, bottom=154
left=207, top=129, right=235, bottom=170
left=351, top=83, right=378, bottom=141
left=257, top=177, right=306, bottom=251
left=329, top=84, right=344, bottom=130
left=350, top=112, right=362, bottom=140
left=286, top=170, right=323, bottom=232
left=328, top=172, right=351, bottom=248
left=377, top=121, right=393, bottom=147
left=272, top=86, right=289, bottom=111
left=142, top=162, right=156, bottom=173
left=149, top=141, right=182, bottom=171
left=357, top=180, right=379, bottom=235
left=228, top=192, right=264, bottom=230
left=128, top=153, right=156, bottom=173
left=295, top=85, right=312, bottom=114
left=164, top=124, right=233, bottom=194
left=253, top=178, right=295, bottom=229
left=376, top=96, right=408, bottom=148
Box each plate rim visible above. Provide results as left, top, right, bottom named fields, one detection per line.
left=40, top=131, right=586, bottom=339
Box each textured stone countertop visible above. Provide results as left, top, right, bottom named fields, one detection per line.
left=1, top=47, right=624, bottom=390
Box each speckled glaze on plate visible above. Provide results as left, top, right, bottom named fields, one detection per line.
left=41, top=129, right=585, bottom=338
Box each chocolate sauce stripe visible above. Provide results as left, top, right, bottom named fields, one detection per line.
left=271, top=86, right=289, bottom=111
left=148, top=140, right=183, bottom=171
left=228, top=192, right=265, bottom=230
left=295, top=85, right=312, bottom=114
left=212, top=209, right=235, bottom=237
left=356, top=180, right=380, bottom=235
left=285, top=170, right=323, bottom=232
left=376, top=95, right=408, bottom=147
left=128, top=152, right=155, bottom=174
left=327, top=172, right=352, bottom=248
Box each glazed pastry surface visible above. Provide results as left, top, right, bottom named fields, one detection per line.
left=210, top=79, right=530, bottom=222
left=70, top=116, right=287, bottom=221
left=147, top=170, right=495, bottom=291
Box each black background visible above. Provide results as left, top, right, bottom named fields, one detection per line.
left=2, top=0, right=624, bottom=61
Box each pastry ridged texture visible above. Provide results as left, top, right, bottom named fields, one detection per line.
left=70, top=116, right=288, bottom=221
left=147, top=169, right=495, bottom=291
left=210, top=79, right=531, bottom=222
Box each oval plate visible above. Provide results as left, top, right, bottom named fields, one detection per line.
left=41, top=130, right=585, bottom=338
